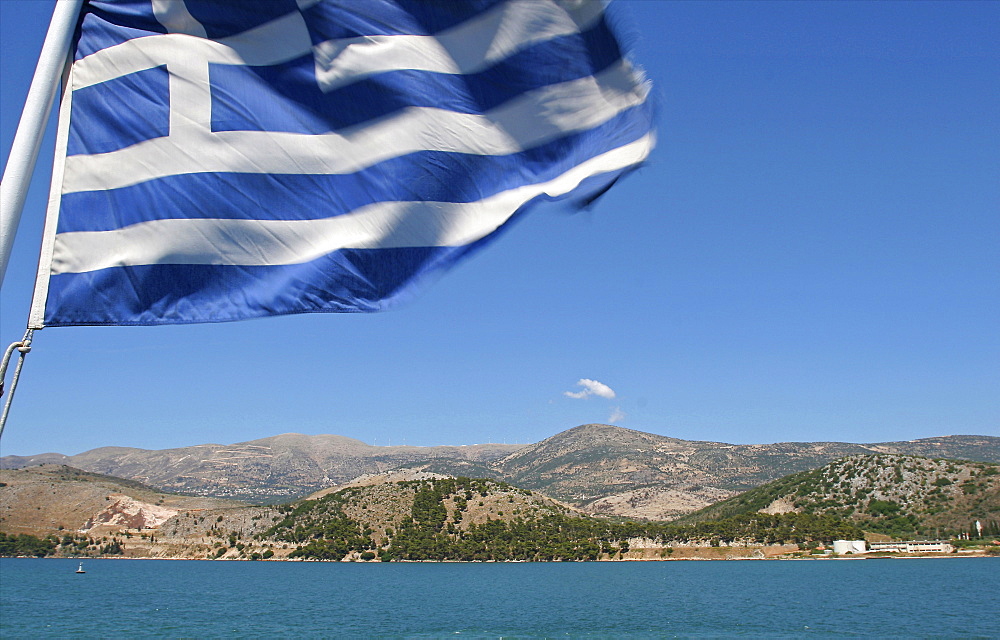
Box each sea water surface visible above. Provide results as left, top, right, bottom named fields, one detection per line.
left=1, top=557, right=997, bottom=638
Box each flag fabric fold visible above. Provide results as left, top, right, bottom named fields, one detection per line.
left=31, top=0, right=655, bottom=328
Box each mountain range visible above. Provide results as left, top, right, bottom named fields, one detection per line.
left=6, top=456, right=996, bottom=562
left=3, top=424, right=998, bottom=520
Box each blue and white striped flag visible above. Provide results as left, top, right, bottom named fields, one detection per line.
left=30, top=0, right=654, bottom=328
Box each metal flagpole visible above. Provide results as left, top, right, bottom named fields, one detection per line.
left=0, top=0, right=83, bottom=438
left=0, top=0, right=83, bottom=288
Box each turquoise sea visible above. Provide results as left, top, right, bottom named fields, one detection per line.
left=1, top=557, right=997, bottom=638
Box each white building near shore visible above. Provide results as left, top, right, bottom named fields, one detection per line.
left=832, top=540, right=867, bottom=554
left=868, top=540, right=954, bottom=553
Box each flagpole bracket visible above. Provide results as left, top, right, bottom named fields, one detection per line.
left=0, top=329, right=34, bottom=438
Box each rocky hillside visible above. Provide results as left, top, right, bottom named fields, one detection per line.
left=419, top=425, right=1000, bottom=519
left=0, top=465, right=240, bottom=538
left=3, top=425, right=998, bottom=520
left=1, top=466, right=868, bottom=561
left=0, top=434, right=522, bottom=503
left=433, top=424, right=742, bottom=520
left=675, top=454, right=1000, bottom=539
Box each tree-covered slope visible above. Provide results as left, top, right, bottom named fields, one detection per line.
left=262, top=475, right=863, bottom=561
left=674, top=454, right=1000, bottom=539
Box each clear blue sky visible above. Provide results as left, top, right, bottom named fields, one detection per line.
left=1, top=1, right=997, bottom=456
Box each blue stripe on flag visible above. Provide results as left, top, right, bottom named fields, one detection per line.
left=184, top=0, right=299, bottom=39
left=300, top=0, right=507, bottom=40
left=45, top=245, right=491, bottom=326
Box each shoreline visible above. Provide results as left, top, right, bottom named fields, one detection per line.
left=4, top=551, right=994, bottom=563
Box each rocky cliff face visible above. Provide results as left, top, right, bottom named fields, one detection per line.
left=82, top=495, right=179, bottom=532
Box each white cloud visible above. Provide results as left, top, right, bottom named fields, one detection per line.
left=608, top=406, right=627, bottom=423
left=564, top=378, right=616, bottom=400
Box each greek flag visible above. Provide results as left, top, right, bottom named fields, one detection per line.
left=31, top=0, right=654, bottom=328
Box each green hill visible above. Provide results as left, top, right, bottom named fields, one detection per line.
left=260, top=475, right=863, bottom=561
left=674, top=454, right=1000, bottom=539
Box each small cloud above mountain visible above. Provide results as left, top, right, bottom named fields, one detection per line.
left=564, top=378, right=616, bottom=400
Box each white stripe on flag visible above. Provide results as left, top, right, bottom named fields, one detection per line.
left=63, top=61, right=648, bottom=193
left=51, top=133, right=654, bottom=274
left=314, top=1, right=604, bottom=91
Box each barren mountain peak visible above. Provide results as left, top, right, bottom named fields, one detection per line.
left=245, top=433, right=370, bottom=446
